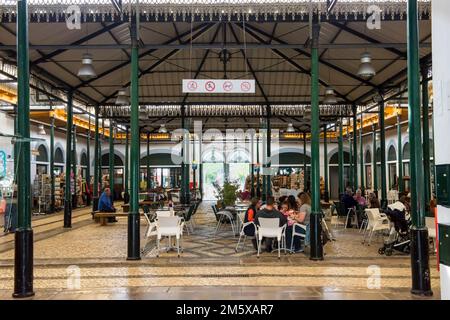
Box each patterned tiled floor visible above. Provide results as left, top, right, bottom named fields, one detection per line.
left=0, top=202, right=441, bottom=300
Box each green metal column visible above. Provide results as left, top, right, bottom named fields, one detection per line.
left=303, top=132, right=307, bottom=191
left=397, top=114, right=404, bottom=194
left=50, top=116, right=55, bottom=212
left=379, top=99, right=388, bottom=208
left=421, top=67, right=431, bottom=216
left=13, top=0, right=34, bottom=298
left=359, top=115, right=365, bottom=192
left=256, top=133, right=261, bottom=198
left=127, top=15, right=141, bottom=260
left=198, top=132, right=203, bottom=200
left=124, top=126, right=129, bottom=203
left=72, top=125, right=77, bottom=209
left=99, top=119, right=104, bottom=192
left=180, top=105, right=186, bottom=203
left=407, top=0, right=432, bottom=296
left=261, top=120, right=267, bottom=201
left=309, top=19, right=323, bottom=260
left=109, top=123, right=115, bottom=203
left=64, top=92, right=73, bottom=228
left=266, top=106, right=272, bottom=198
left=348, top=129, right=353, bottom=190
left=338, top=121, right=344, bottom=197
left=323, top=125, right=329, bottom=202
left=146, top=132, right=150, bottom=190
left=192, top=135, right=196, bottom=197
left=353, top=107, right=358, bottom=191
left=93, top=105, right=99, bottom=211
left=372, top=124, right=378, bottom=195
left=250, top=133, right=255, bottom=198
left=86, top=113, right=91, bottom=206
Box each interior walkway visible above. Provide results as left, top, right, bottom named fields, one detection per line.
left=0, top=202, right=441, bottom=300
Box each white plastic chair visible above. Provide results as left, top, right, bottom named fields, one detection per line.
left=156, top=216, right=183, bottom=257
left=156, top=210, right=173, bottom=218
left=425, top=216, right=437, bottom=253
left=256, top=218, right=286, bottom=259
left=387, top=190, right=399, bottom=204
left=363, top=208, right=391, bottom=245
left=215, top=210, right=236, bottom=237
left=235, top=213, right=257, bottom=252
left=143, top=212, right=157, bottom=238
left=345, top=207, right=359, bottom=229
left=290, top=223, right=306, bottom=251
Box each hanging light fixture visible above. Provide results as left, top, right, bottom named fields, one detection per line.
left=286, top=123, right=295, bottom=133
left=115, top=89, right=129, bottom=105
left=323, top=87, right=338, bottom=104
left=77, top=53, right=97, bottom=80
left=357, top=52, right=376, bottom=79
left=158, top=124, right=168, bottom=133
left=38, top=124, right=46, bottom=135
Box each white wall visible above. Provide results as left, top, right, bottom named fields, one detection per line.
left=433, top=0, right=450, bottom=300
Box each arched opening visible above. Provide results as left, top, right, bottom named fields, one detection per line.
left=101, top=153, right=124, bottom=200
left=140, top=153, right=182, bottom=191
left=80, top=152, right=88, bottom=179
left=402, top=142, right=410, bottom=192
left=329, top=150, right=350, bottom=199
left=387, top=146, right=397, bottom=189
left=54, top=147, right=64, bottom=175
left=35, top=144, right=49, bottom=175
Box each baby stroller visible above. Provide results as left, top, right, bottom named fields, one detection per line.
left=378, top=208, right=411, bottom=256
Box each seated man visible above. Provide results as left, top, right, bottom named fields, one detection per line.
left=98, top=187, right=117, bottom=223
left=255, top=196, right=287, bottom=252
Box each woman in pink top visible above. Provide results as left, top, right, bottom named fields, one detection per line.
left=354, top=189, right=367, bottom=206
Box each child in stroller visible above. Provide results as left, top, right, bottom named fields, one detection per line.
left=378, top=197, right=411, bottom=256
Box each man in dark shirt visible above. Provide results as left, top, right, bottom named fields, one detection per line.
left=255, top=196, right=287, bottom=252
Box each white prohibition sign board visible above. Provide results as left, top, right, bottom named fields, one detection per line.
left=182, top=79, right=255, bottom=94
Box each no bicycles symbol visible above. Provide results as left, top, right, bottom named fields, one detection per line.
left=241, top=81, right=251, bottom=92
left=223, top=81, right=233, bottom=92
left=205, top=81, right=216, bottom=92
left=187, top=81, right=197, bottom=91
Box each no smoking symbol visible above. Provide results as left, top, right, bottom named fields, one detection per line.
left=223, top=81, right=233, bottom=92
left=187, top=81, right=197, bottom=91
left=205, top=81, right=216, bottom=92
left=241, top=81, right=251, bottom=92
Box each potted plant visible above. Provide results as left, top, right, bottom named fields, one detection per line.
left=222, top=182, right=239, bottom=207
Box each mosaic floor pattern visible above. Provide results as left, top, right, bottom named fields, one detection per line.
left=0, top=202, right=441, bottom=300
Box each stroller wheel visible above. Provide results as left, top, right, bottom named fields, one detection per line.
left=378, top=248, right=385, bottom=255
left=385, top=249, right=393, bottom=256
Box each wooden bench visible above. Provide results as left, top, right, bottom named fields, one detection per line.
left=94, top=212, right=129, bottom=226
left=93, top=212, right=148, bottom=226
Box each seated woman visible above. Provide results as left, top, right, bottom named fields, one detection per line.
left=243, top=197, right=261, bottom=250
left=368, top=192, right=381, bottom=209
left=354, top=189, right=367, bottom=207
left=285, top=193, right=311, bottom=253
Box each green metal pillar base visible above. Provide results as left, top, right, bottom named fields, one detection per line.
left=309, top=213, right=324, bottom=261
left=92, top=197, right=99, bottom=214
left=127, top=212, right=141, bottom=261
left=410, top=227, right=433, bottom=296
left=13, top=229, right=34, bottom=298
left=63, top=201, right=72, bottom=228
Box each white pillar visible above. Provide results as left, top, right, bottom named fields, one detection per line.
left=432, top=0, right=450, bottom=301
